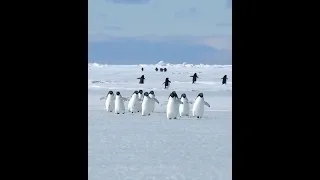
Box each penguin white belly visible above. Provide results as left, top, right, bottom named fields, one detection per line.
left=105, top=97, right=114, bottom=112
left=141, top=99, right=151, bottom=116
left=192, top=99, right=204, bottom=117
left=166, top=98, right=178, bottom=119
left=179, top=101, right=189, bottom=116
left=149, top=94, right=155, bottom=112
left=128, top=96, right=139, bottom=113
left=115, top=97, right=125, bottom=114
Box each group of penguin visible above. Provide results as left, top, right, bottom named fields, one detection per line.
left=100, top=90, right=211, bottom=119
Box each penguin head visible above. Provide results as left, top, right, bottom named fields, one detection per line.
left=149, top=91, right=154, bottom=95
left=108, top=91, right=114, bottom=95
left=181, top=93, right=186, bottom=98
left=198, top=93, right=203, bottom=98
left=116, top=91, right=120, bottom=96
left=169, top=93, right=176, bottom=98
left=144, top=92, right=149, bottom=96
left=139, top=90, right=143, bottom=94
left=134, top=91, right=139, bottom=94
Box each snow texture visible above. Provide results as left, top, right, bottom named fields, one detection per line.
left=89, top=63, right=232, bottom=180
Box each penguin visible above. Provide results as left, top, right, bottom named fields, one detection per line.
left=141, top=67, right=144, bottom=71
left=155, top=67, right=158, bottom=72
left=164, top=68, right=167, bottom=72
left=137, top=90, right=144, bottom=112
left=137, top=75, right=145, bottom=84
left=100, top=91, right=115, bottom=112
left=148, top=91, right=156, bottom=112
left=162, top=78, right=171, bottom=89
left=114, top=91, right=126, bottom=114
left=179, top=93, right=190, bottom=117
left=128, top=91, right=142, bottom=113
left=166, top=92, right=183, bottom=120
left=160, top=68, right=163, bottom=72
left=221, top=75, right=228, bottom=85
left=141, top=92, right=159, bottom=116
left=190, top=73, right=199, bottom=84
left=192, top=93, right=210, bottom=119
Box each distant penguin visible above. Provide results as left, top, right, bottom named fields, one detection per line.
left=162, top=78, right=171, bottom=89
left=221, top=75, right=228, bottom=85
left=128, top=91, right=141, bottom=113
left=164, top=68, right=167, bottom=72
left=142, top=92, right=159, bottom=116
left=155, top=67, right=158, bottom=72
left=114, top=91, right=126, bottom=114
left=190, top=73, right=199, bottom=84
left=141, top=67, right=144, bottom=71
left=148, top=91, right=156, bottom=112
left=166, top=92, right=183, bottom=119
left=192, top=93, right=210, bottom=118
left=100, top=91, right=115, bottom=112
left=179, top=93, right=190, bottom=117
left=137, top=75, right=145, bottom=84
left=160, top=68, right=163, bottom=72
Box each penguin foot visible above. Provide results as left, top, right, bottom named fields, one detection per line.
left=122, top=113, right=125, bottom=114
left=138, top=111, right=140, bottom=112
left=117, top=113, right=120, bottom=114
left=148, top=114, right=150, bottom=116
left=169, top=118, right=171, bottom=120
left=197, top=116, right=199, bottom=118
left=174, top=117, right=177, bottom=119
left=132, top=112, right=134, bottom=113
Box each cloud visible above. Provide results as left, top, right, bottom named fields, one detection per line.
left=105, top=0, right=151, bottom=4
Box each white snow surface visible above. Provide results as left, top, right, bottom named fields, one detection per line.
left=88, top=63, right=232, bottom=180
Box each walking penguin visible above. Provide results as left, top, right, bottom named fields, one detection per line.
left=155, top=67, right=158, bottom=72
left=160, top=68, right=163, bottom=72
left=221, top=75, right=228, bottom=85
left=164, top=68, right=167, bottom=72
left=190, top=73, right=199, bottom=84
left=141, top=67, right=144, bottom=71
left=162, top=78, right=171, bottom=89
left=137, top=75, right=145, bottom=84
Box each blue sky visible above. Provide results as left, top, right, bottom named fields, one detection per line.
left=88, top=0, right=232, bottom=64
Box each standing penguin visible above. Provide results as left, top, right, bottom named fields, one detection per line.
left=148, top=91, right=156, bottom=112
left=141, top=67, right=144, bottom=71
left=137, top=90, right=144, bottom=112
left=155, top=67, right=158, bottom=72
left=114, top=91, right=126, bottom=114
left=221, top=75, right=228, bottom=85
left=141, top=92, right=159, bottom=116
left=162, top=78, right=171, bottom=89
left=190, top=73, right=199, bottom=84
left=164, top=68, right=167, bottom=72
left=160, top=68, right=163, bottom=72
left=100, top=91, right=115, bottom=112
left=137, top=75, right=145, bottom=84
left=192, top=93, right=210, bottom=119
left=179, top=93, right=190, bottom=117
left=128, top=91, right=141, bottom=113
left=166, top=92, right=183, bottom=119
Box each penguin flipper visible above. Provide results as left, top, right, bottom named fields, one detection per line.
left=153, top=98, right=159, bottom=104
left=204, top=101, right=210, bottom=107
left=100, top=96, right=106, bottom=100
